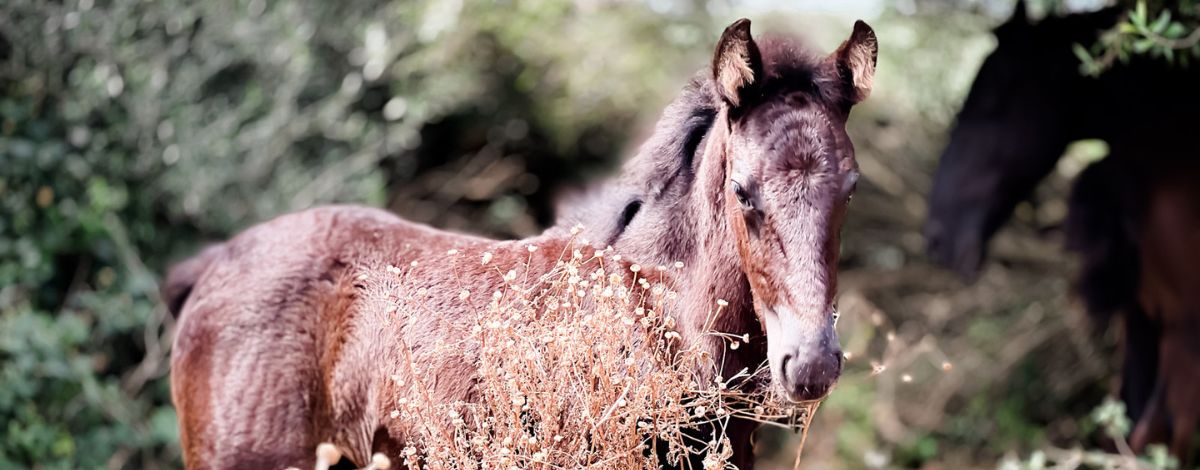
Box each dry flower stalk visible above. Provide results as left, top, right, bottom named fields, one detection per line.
left=314, top=239, right=817, bottom=469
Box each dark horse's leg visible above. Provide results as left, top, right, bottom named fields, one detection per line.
left=1121, top=305, right=1160, bottom=425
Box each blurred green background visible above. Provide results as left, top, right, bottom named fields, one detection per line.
left=0, top=0, right=1191, bottom=468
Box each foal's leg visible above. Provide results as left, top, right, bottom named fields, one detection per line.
left=650, top=418, right=756, bottom=469
left=172, top=293, right=326, bottom=468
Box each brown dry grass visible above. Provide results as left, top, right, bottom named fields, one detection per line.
left=313, top=237, right=817, bottom=469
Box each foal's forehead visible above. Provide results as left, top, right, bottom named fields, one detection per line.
left=740, top=98, right=844, bottom=173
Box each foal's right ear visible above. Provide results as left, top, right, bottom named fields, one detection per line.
left=711, top=18, right=763, bottom=109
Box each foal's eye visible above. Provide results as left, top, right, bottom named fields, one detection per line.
left=842, top=171, right=860, bottom=204
left=732, top=181, right=753, bottom=209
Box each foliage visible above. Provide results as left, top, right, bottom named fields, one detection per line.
left=991, top=399, right=1177, bottom=470
left=0, top=0, right=708, bottom=467
left=1074, top=0, right=1200, bottom=75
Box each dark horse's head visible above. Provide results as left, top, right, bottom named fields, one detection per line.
left=706, top=20, right=875, bottom=401
left=925, top=2, right=1121, bottom=277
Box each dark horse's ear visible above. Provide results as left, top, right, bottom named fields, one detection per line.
left=831, top=20, right=878, bottom=105
left=995, top=0, right=1030, bottom=36
left=1010, top=0, right=1029, bottom=25
left=711, top=18, right=763, bottom=109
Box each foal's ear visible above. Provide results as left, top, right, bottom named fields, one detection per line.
left=831, top=20, right=877, bottom=105
left=711, top=18, right=763, bottom=109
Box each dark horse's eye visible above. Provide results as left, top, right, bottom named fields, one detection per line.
left=732, top=181, right=753, bottom=210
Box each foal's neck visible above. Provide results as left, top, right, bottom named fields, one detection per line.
left=672, top=128, right=763, bottom=382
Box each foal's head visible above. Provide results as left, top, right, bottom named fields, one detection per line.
left=706, top=19, right=876, bottom=402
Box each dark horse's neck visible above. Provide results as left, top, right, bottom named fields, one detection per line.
left=1078, top=64, right=1200, bottom=150
left=1055, top=9, right=1200, bottom=149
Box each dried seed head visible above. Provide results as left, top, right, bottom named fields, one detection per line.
left=371, top=453, right=391, bottom=470
left=316, top=443, right=342, bottom=464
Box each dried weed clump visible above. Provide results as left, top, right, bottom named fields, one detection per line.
left=368, top=238, right=815, bottom=469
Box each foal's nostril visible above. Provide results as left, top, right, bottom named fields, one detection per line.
left=780, top=353, right=794, bottom=381
left=778, top=348, right=843, bottom=402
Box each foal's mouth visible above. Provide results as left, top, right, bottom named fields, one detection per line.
left=761, top=306, right=844, bottom=404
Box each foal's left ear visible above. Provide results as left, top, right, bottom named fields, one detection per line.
left=712, top=18, right=763, bottom=109
left=831, top=20, right=878, bottom=105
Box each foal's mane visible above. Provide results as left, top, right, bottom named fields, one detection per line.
left=555, top=73, right=717, bottom=245
left=559, top=31, right=842, bottom=247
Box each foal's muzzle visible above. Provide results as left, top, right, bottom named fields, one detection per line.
left=764, top=308, right=843, bottom=402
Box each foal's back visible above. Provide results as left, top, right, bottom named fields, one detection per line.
left=171, top=206, right=529, bottom=468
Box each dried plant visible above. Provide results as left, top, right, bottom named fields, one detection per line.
left=329, top=237, right=817, bottom=469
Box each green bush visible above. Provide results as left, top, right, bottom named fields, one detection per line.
left=0, top=0, right=708, bottom=466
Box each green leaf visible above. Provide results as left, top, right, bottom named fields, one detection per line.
left=1132, top=1, right=1148, bottom=29
left=1072, top=43, right=1093, bottom=64
left=1164, top=22, right=1187, bottom=39
left=1134, top=38, right=1157, bottom=53
left=1150, top=11, right=1171, bottom=35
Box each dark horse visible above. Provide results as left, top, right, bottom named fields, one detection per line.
left=926, top=1, right=1200, bottom=461
left=166, top=19, right=876, bottom=468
